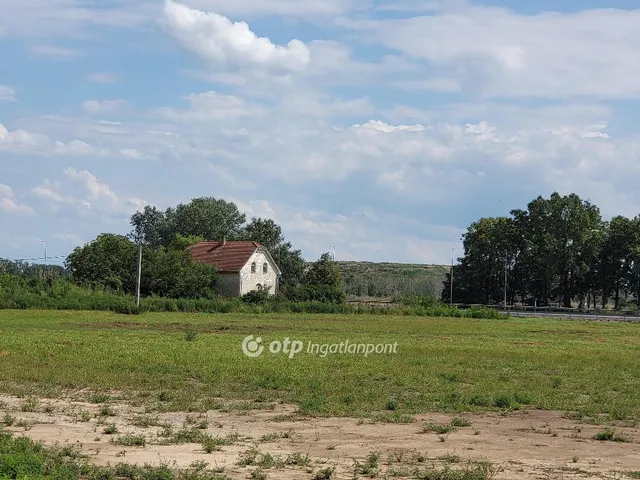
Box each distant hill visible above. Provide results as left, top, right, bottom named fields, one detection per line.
left=335, top=261, right=449, bottom=300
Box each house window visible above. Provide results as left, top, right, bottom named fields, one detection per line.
left=251, top=262, right=256, bottom=273
left=263, top=263, right=268, bottom=273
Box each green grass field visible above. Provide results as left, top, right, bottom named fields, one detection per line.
left=0, top=310, right=638, bottom=422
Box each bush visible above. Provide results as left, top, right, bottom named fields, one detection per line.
left=242, top=290, right=271, bottom=304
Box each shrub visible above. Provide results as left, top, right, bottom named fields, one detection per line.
left=242, top=290, right=271, bottom=304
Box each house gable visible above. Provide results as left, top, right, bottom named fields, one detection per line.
left=187, top=241, right=281, bottom=296
left=238, top=248, right=280, bottom=295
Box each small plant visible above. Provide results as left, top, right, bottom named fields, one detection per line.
left=184, top=329, right=199, bottom=342
left=250, top=469, right=267, bottom=480
left=285, top=452, right=310, bottom=466
left=419, top=423, right=456, bottom=434
left=202, top=437, right=223, bottom=453
left=593, top=428, right=631, bottom=442
left=314, top=467, right=335, bottom=479
left=16, top=419, right=33, bottom=430
left=469, top=395, right=490, bottom=407
left=112, top=435, right=146, bottom=446
left=551, top=378, right=562, bottom=389
left=90, top=393, right=110, bottom=404
left=20, top=398, right=38, bottom=412
left=158, top=391, right=172, bottom=402
left=493, top=394, right=512, bottom=409
left=438, top=453, right=461, bottom=463
left=386, top=398, right=398, bottom=411
left=353, top=451, right=380, bottom=477
left=260, top=432, right=281, bottom=443
left=99, top=405, right=116, bottom=417
left=514, top=392, right=533, bottom=404
left=2, top=414, right=15, bottom=426
left=372, top=412, right=414, bottom=424
left=130, top=415, right=163, bottom=428
left=450, top=417, right=472, bottom=427
left=103, top=423, right=118, bottom=434
left=77, top=411, right=92, bottom=422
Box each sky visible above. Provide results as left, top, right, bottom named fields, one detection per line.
left=2, top=0, right=640, bottom=266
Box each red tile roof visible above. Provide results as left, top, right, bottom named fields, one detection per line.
left=187, top=241, right=263, bottom=273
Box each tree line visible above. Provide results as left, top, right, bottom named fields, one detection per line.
left=0, top=197, right=345, bottom=304
left=442, top=192, right=640, bottom=310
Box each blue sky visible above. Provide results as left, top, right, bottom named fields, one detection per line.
left=2, top=0, right=640, bottom=265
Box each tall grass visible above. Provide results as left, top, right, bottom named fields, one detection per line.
left=0, top=275, right=505, bottom=318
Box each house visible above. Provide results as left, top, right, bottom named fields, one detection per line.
left=187, top=240, right=281, bottom=296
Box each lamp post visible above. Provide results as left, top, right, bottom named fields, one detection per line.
left=504, top=263, right=507, bottom=309
left=450, top=248, right=454, bottom=307
left=136, top=243, right=142, bottom=307
left=41, top=240, right=47, bottom=278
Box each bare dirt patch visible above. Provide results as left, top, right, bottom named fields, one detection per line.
left=1, top=394, right=639, bottom=479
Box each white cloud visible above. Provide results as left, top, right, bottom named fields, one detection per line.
left=0, top=123, right=48, bottom=151
left=180, top=0, right=362, bottom=17
left=29, top=45, right=77, bottom=57
left=351, top=120, right=426, bottom=133
left=88, top=72, right=117, bottom=84
left=0, top=86, right=16, bottom=102
left=159, top=0, right=310, bottom=75
left=31, top=168, right=147, bottom=219
left=0, top=234, right=43, bottom=249
left=152, top=91, right=261, bottom=121
left=82, top=100, right=127, bottom=114
left=0, top=184, right=35, bottom=216
left=53, top=233, right=84, bottom=245
left=344, top=4, right=640, bottom=98
left=0, top=0, right=152, bottom=38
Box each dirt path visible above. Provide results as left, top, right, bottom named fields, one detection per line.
left=1, top=394, right=639, bottom=479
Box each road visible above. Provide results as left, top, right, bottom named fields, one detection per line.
left=499, top=310, right=640, bottom=322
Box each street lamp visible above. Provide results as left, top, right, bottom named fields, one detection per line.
left=41, top=240, right=47, bottom=278
left=450, top=248, right=454, bottom=307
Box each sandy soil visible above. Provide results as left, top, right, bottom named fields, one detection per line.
left=1, top=394, right=639, bottom=479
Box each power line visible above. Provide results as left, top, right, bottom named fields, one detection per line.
left=1, top=255, right=69, bottom=263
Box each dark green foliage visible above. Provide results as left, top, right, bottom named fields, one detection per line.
left=0, top=278, right=505, bottom=318
left=286, top=253, right=346, bottom=303
left=242, top=290, right=271, bottom=304
left=445, top=191, right=640, bottom=309
left=341, top=263, right=447, bottom=298
left=63, top=234, right=218, bottom=299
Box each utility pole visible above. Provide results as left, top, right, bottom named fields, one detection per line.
left=504, top=263, right=508, bottom=309
left=136, top=243, right=142, bottom=307
left=450, top=247, right=454, bottom=307
left=41, top=240, right=47, bottom=279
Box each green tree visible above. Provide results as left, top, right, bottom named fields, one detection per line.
left=65, top=233, right=217, bottom=298
left=141, top=247, right=217, bottom=298
left=65, top=234, right=138, bottom=292
left=242, top=218, right=306, bottom=295
left=288, top=253, right=345, bottom=303
left=129, top=198, right=246, bottom=247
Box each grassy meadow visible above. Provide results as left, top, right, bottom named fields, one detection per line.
left=0, top=310, right=638, bottom=422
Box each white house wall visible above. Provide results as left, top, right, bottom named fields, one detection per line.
left=239, top=250, right=278, bottom=295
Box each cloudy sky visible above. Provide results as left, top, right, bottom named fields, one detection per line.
left=2, top=0, right=639, bottom=265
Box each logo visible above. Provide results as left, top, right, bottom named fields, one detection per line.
left=241, top=334, right=398, bottom=359
left=242, top=335, right=264, bottom=357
